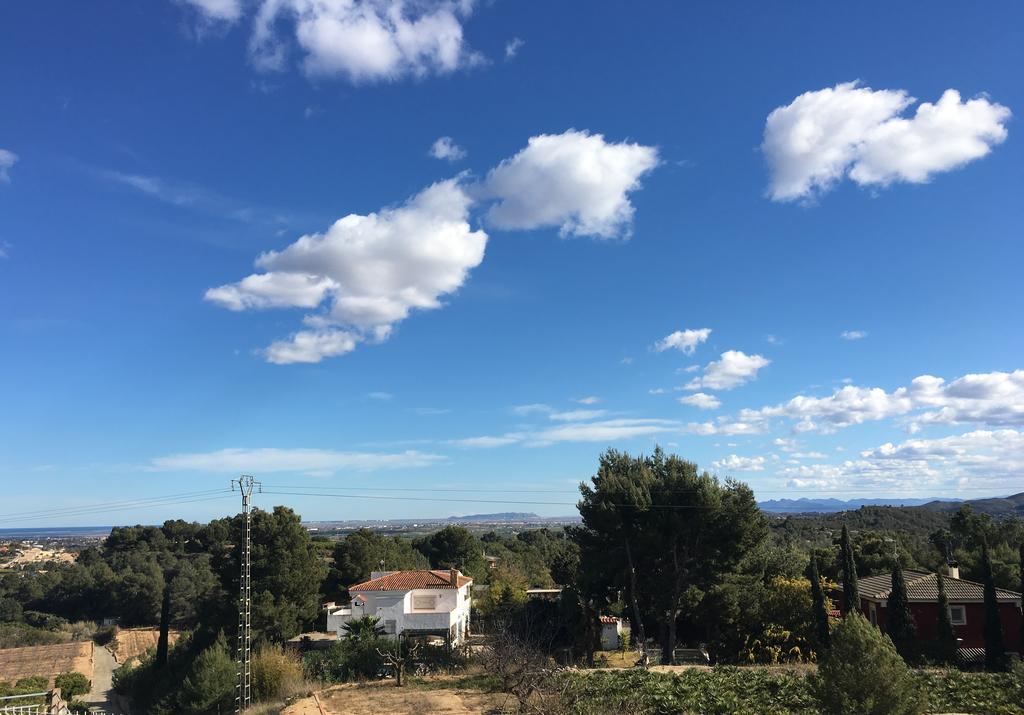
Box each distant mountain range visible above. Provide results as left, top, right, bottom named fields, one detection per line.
left=757, top=497, right=947, bottom=513
left=759, top=492, right=1024, bottom=516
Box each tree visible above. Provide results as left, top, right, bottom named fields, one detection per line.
left=839, top=525, right=859, bottom=615
left=179, top=633, right=236, bottom=714
left=54, top=671, right=90, bottom=699
left=980, top=541, right=1007, bottom=671
left=886, top=561, right=917, bottom=662
left=813, top=613, right=925, bottom=715
left=935, top=572, right=957, bottom=664
left=330, top=530, right=427, bottom=592
left=413, top=525, right=484, bottom=576
left=342, top=616, right=386, bottom=642
left=809, top=555, right=831, bottom=651
left=1019, top=543, right=1023, bottom=661
left=376, top=638, right=419, bottom=687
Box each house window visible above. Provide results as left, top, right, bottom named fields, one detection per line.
left=948, top=606, right=966, bottom=625
left=412, top=595, right=437, bottom=610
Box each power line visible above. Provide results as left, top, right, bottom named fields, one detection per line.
left=0, top=492, right=233, bottom=526
left=0, top=489, right=230, bottom=520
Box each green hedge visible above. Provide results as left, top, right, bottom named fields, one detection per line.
left=556, top=666, right=1023, bottom=715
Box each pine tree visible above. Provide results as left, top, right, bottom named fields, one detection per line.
left=980, top=541, right=1007, bottom=671
left=887, top=560, right=917, bottom=662
left=839, top=525, right=859, bottom=615
left=809, top=555, right=831, bottom=651
left=935, top=572, right=957, bottom=664
left=180, top=633, right=236, bottom=714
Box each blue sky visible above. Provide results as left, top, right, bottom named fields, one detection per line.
left=2, top=1, right=1022, bottom=526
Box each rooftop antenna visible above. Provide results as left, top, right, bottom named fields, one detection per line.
left=232, top=475, right=261, bottom=713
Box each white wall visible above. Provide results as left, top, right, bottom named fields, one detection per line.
left=331, top=583, right=472, bottom=644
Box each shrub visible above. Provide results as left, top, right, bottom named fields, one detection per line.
left=93, top=625, right=117, bottom=646
left=54, top=671, right=91, bottom=699
left=252, top=645, right=306, bottom=701
left=813, top=613, right=925, bottom=715
left=22, top=611, right=69, bottom=631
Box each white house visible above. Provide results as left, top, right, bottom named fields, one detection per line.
left=599, top=616, right=623, bottom=650
left=327, top=569, right=473, bottom=646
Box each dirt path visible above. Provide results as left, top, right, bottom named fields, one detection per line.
left=283, top=682, right=511, bottom=715
left=83, top=645, right=117, bottom=711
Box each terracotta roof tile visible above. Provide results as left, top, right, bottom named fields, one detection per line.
left=349, top=570, right=472, bottom=592
left=599, top=616, right=618, bottom=624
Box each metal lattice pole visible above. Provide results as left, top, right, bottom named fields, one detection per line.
left=232, top=475, right=260, bottom=714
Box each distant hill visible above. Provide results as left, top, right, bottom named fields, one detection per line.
left=445, top=512, right=541, bottom=522
left=919, top=492, right=1024, bottom=516
left=758, top=497, right=945, bottom=514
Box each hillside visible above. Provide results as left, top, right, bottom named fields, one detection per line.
left=920, top=491, right=1024, bottom=516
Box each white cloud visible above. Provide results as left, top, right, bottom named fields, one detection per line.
left=245, top=0, right=479, bottom=82
left=0, top=149, right=18, bottom=183
left=206, top=178, right=487, bottom=363
left=181, top=0, right=243, bottom=22
left=511, top=403, right=552, bottom=416
left=648, top=388, right=666, bottom=395
left=0, top=241, right=9, bottom=259
left=549, top=409, right=607, bottom=421
left=685, top=350, right=771, bottom=391
left=781, top=429, right=1024, bottom=493
left=430, top=136, right=466, bottom=162
left=711, top=454, right=766, bottom=472
left=454, top=417, right=680, bottom=448
left=678, top=392, right=721, bottom=410
left=150, top=447, right=445, bottom=473
left=504, top=37, right=524, bottom=60
left=840, top=330, right=867, bottom=341
left=368, top=391, right=394, bottom=400
left=654, top=328, right=711, bottom=354
left=763, top=82, right=1010, bottom=202
left=448, top=434, right=524, bottom=448
left=574, top=396, right=601, bottom=405
left=717, top=369, right=1024, bottom=435
left=483, top=130, right=659, bottom=239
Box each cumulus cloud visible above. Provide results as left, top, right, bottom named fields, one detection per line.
left=685, top=350, right=771, bottom=391
left=482, top=130, right=659, bottom=238
left=711, top=454, right=766, bottom=472
left=710, top=369, right=1024, bottom=435
left=574, top=396, right=602, bottom=405
left=840, top=330, right=867, bottom=341
left=206, top=178, right=487, bottom=363
left=430, top=136, right=466, bottom=161
left=781, top=429, right=1024, bottom=492
left=763, top=82, right=1010, bottom=202
left=678, top=392, right=721, bottom=410
left=183, top=0, right=480, bottom=83
left=0, top=149, right=19, bottom=183
left=654, top=328, right=711, bottom=354
left=150, top=446, right=445, bottom=473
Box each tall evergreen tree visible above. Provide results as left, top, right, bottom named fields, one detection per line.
left=839, top=525, right=859, bottom=615
left=886, top=560, right=917, bottom=662
left=935, top=571, right=957, bottom=664
left=809, top=555, right=831, bottom=651
left=980, top=541, right=1007, bottom=671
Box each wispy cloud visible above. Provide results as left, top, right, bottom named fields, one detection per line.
left=840, top=330, right=868, bottom=341
left=0, top=149, right=18, bottom=183
left=149, top=447, right=446, bottom=474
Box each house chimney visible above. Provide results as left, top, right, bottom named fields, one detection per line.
left=449, top=568, right=459, bottom=586
left=946, top=560, right=959, bottom=580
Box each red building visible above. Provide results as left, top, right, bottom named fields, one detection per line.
left=841, top=567, right=1022, bottom=660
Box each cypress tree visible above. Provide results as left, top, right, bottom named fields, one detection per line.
left=935, top=571, right=957, bottom=664
left=839, top=525, right=859, bottom=614
left=809, top=554, right=831, bottom=651
left=980, top=541, right=1007, bottom=671
left=887, top=560, right=917, bottom=662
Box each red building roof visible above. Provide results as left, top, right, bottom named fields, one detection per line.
left=349, top=570, right=473, bottom=591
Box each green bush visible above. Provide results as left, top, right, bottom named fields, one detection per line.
left=303, top=637, right=392, bottom=683
left=812, top=613, right=924, bottom=715
left=54, top=671, right=91, bottom=699
left=22, top=611, right=69, bottom=631
left=252, top=645, right=306, bottom=701
left=0, top=622, right=66, bottom=648
left=93, top=624, right=116, bottom=646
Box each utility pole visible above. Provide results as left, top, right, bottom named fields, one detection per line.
left=232, top=475, right=260, bottom=714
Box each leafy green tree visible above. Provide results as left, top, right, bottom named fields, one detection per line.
left=180, top=633, right=236, bottom=714
left=935, top=572, right=957, bottom=664
left=342, top=616, right=386, bottom=642
left=0, top=597, right=23, bottom=623
left=330, top=529, right=427, bottom=591
left=809, top=555, right=831, bottom=651
left=813, top=613, right=925, bottom=715
left=886, top=561, right=917, bottom=662
left=980, top=541, right=1007, bottom=671
left=839, top=525, right=859, bottom=615
left=54, top=671, right=90, bottom=699
left=414, top=525, right=484, bottom=577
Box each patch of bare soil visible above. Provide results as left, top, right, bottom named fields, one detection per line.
left=0, top=641, right=93, bottom=686
left=112, top=627, right=179, bottom=663
left=283, top=681, right=513, bottom=715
